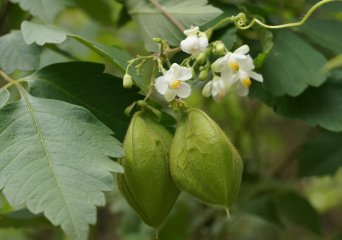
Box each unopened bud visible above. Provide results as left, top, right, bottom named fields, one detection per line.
left=213, top=41, right=226, bottom=55
left=123, top=73, right=133, bottom=88
left=199, top=68, right=209, bottom=81
left=196, top=52, right=207, bottom=65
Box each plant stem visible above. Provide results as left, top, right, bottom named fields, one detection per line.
left=0, top=70, right=13, bottom=83
left=148, top=0, right=185, bottom=32
left=239, top=0, right=340, bottom=30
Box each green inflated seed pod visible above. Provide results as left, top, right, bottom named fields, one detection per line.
left=117, top=110, right=179, bottom=228
left=170, top=108, right=243, bottom=212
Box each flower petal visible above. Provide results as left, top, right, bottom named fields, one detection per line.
left=231, top=53, right=247, bottom=60
left=235, top=82, right=249, bottom=96
left=212, top=55, right=228, bottom=72
left=198, top=34, right=208, bottom=52
left=155, top=76, right=168, bottom=94
left=180, top=36, right=199, bottom=54
left=176, top=82, right=191, bottom=98
left=164, top=88, right=177, bottom=102
left=238, top=55, right=255, bottom=70
left=171, top=64, right=192, bottom=81
left=202, top=81, right=212, bottom=97
left=250, top=71, right=263, bottom=82
left=221, top=70, right=236, bottom=84
left=237, top=69, right=250, bottom=80
left=184, top=26, right=199, bottom=36
left=234, top=45, right=250, bottom=55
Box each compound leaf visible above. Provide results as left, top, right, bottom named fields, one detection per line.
left=27, top=62, right=141, bottom=141
left=10, top=0, right=66, bottom=22
left=261, top=30, right=327, bottom=97
left=21, top=21, right=67, bottom=46
left=0, top=87, right=123, bottom=240
left=0, top=31, right=41, bottom=74
left=299, top=131, right=342, bottom=177
left=126, top=0, right=222, bottom=51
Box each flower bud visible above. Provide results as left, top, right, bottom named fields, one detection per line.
left=213, top=41, right=226, bottom=55
left=196, top=52, right=207, bottom=65
left=199, top=68, right=209, bottom=81
left=123, top=73, right=133, bottom=89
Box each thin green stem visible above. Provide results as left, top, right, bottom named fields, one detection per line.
left=207, top=0, right=340, bottom=35
left=239, top=0, right=340, bottom=30
left=0, top=70, right=13, bottom=83
left=206, top=17, right=234, bottom=37
left=225, top=208, right=231, bottom=219
left=143, top=62, right=158, bottom=101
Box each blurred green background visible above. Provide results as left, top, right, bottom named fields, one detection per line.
left=0, top=0, right=341, bottom=239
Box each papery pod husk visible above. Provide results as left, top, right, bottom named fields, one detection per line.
left=170, top=108, right=243, bottom=209
left=117, top=110, right=179, bottom=228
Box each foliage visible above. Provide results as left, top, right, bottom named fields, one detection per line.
left=0, top=0, right=342, bottom=240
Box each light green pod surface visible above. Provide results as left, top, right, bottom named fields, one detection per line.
left=117, top=111, right=179, bottom=228
left=170, top=108, right=243, bottom=208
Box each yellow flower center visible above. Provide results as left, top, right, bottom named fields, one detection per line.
left=242, top=78, right=252, bottom=88
left=170, top=80, right=182, bottom=89
left=229, top=62, right=239, bottom=72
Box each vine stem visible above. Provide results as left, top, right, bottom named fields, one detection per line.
left=148, top=0, right=185, bottom=32
left=208, top=0, right=340, bottom=33
left=240, top=0, right=341, bottom=30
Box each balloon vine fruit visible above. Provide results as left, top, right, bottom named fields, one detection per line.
left=117, top=110, right=179, bottom=228
left=170, top=108, right=243, bottom=213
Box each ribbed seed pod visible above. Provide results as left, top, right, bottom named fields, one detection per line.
left=170, top=108, right=243, bottom=210
left=117, top=110, right=179, bottom=228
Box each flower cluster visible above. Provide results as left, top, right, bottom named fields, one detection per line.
left=153, top=26, right=263, bottom=102
left=205, top=45, right=263, bottom=99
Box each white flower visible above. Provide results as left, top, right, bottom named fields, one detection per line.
left=180, top=26, right=208, bottom=57
left=202, top=76, right=228, bottom=101
left=211, top=45, right=263, bottom=96
left=155, top=63, right=192, bottom=102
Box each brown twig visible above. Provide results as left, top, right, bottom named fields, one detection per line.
left=148, top=0, right=185, bottom=32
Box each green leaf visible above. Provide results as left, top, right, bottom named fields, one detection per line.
left=9, top=0, right=66, bottom=22
left=0, top=229, right=30, bottom=240
left=0, top=31, right=41, bottom=74
left=0, top=88, right=123, bottom=240
left=273, top=191, right=321, bottom=234
left=18, top=21, right=131, bottom=73
left=74, top=0, right=113, bottom=25
left=71, top=35, right=131, bottom=73
left=219, top=28, right=237, bottom=51
left=261, top=30, right=327, bottom=96
left=69, top=36, right=149, bottom=91
left=21, top=21, right=67, bottom=46
left=299, top=131, right=342, bottom=177
left=244, top=194, right=281, bottom=225
left=0, top=88, right=10, bottom=108
left=250, top=77, right=342, bottom=132
left=0, top=209, right=51, bottom=228
left=299, top=19, right=342, bottom=55
left=27, top=62, right=141, bottom=141
left=126, top=0, right=222, bottom=52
